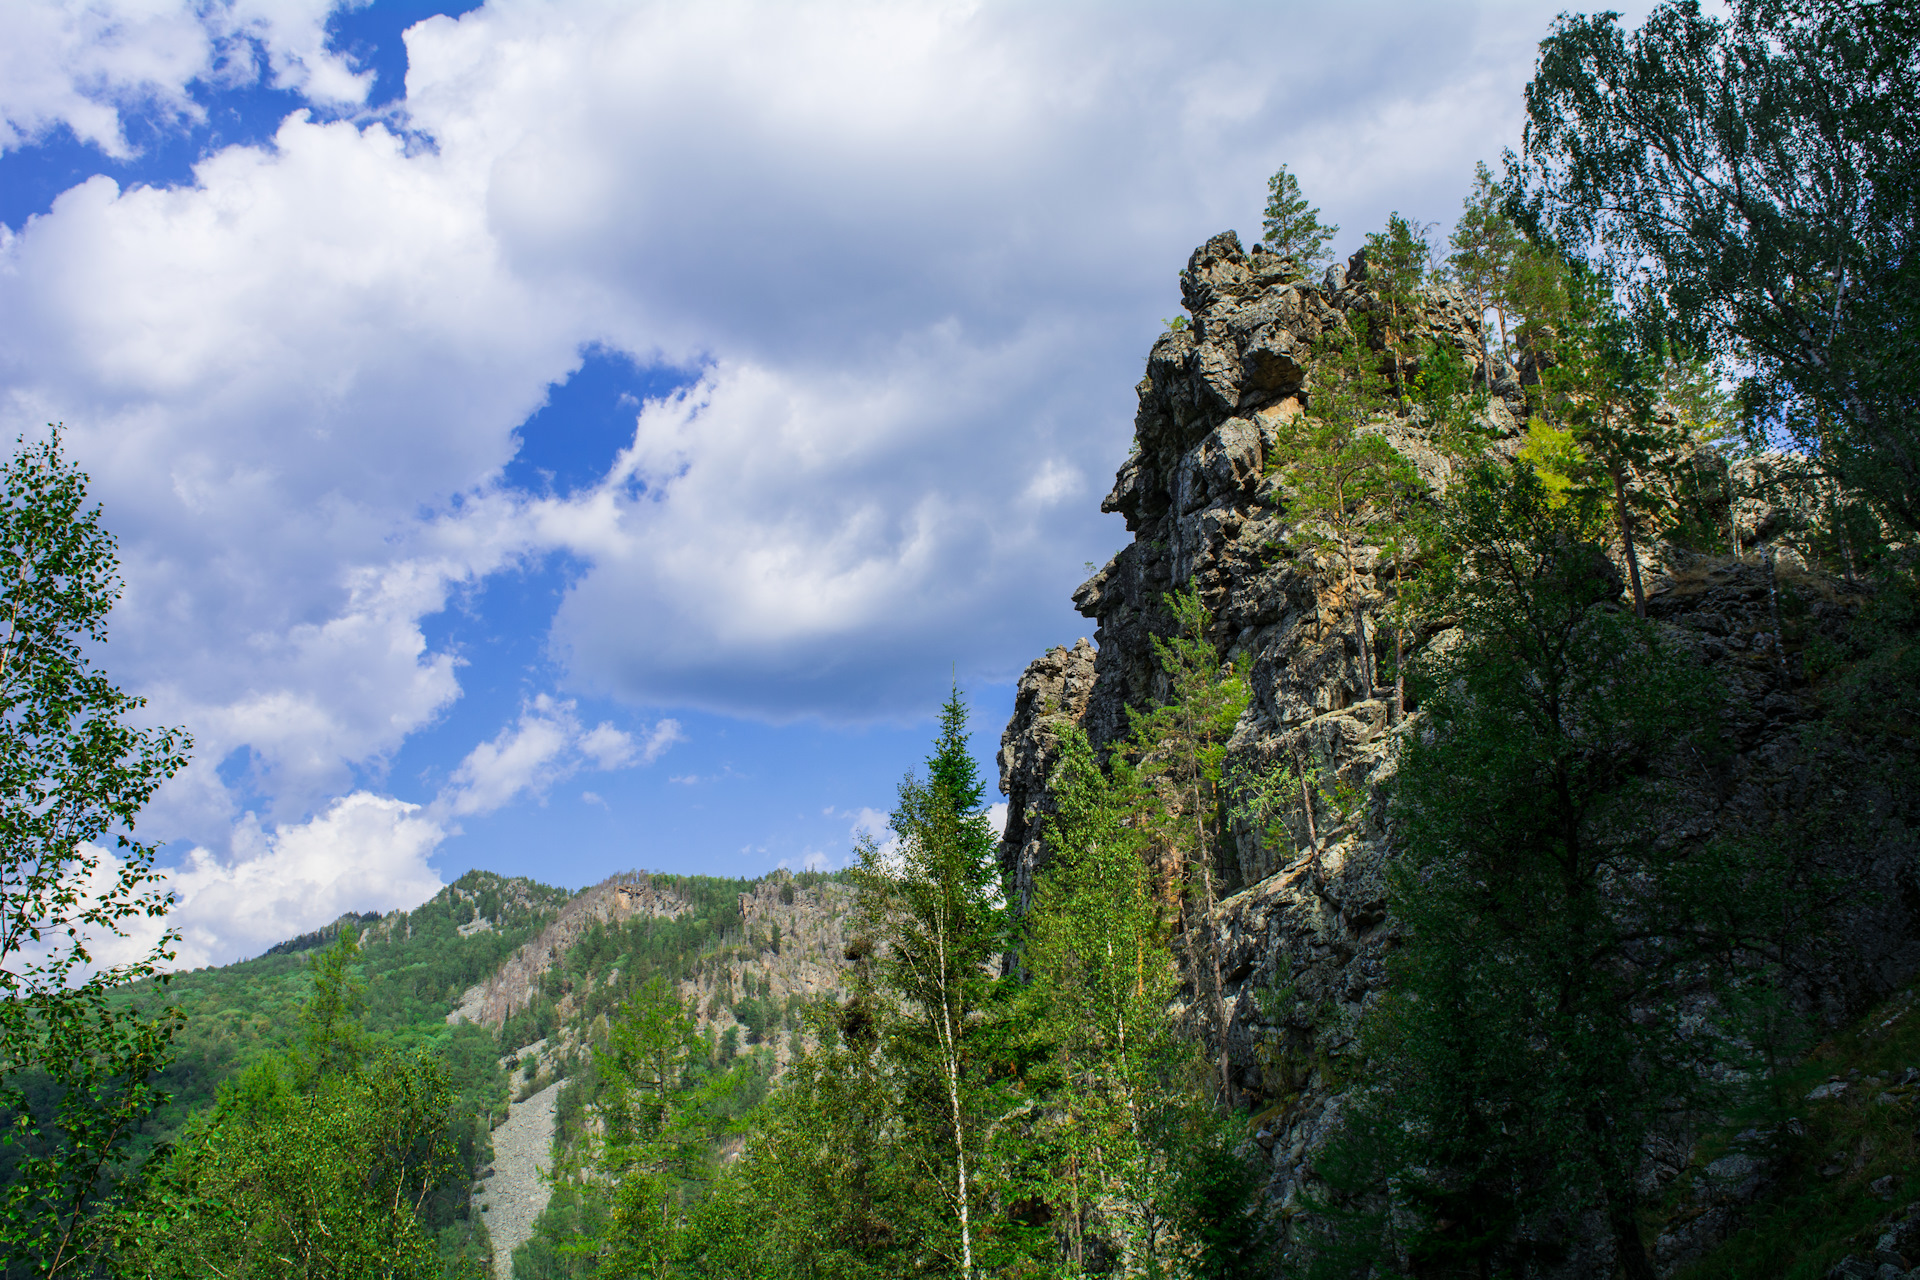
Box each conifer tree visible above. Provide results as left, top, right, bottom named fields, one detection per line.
left=1360, top=213, right=1431, bottom=395
left=1309, top=460, right=1779, bottom=1280
left=1262, top=165, right=1339, bottom=274
left=1113, top=590, right=1249, bottom=1106
left=1275, top=320, right=1425, bottom=698
left=1447, top=161, right=1525, bottom=379
left=852, top=686, right=1011, bottom=1279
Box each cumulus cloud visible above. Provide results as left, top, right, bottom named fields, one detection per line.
left=0, top=0, right=370, bottom=158
left=437, top=694, right=676, bottom=818
left=84, top=792, right=447, bottom=972
left=0, top=0, right=1656, bottom=961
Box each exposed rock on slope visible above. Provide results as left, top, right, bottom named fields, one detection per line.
left=447, top=875, right=691, bottom=1027
left=673, top=875, right=858, bottom=1065
left=997, top=231, right=1920, bottom=1223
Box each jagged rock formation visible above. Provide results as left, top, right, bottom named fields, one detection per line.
left=447, top=874, right=692, bottom=1027
left=997, top=637, right=1098, bottom=916
left=997, top=231, right=1920, bottom=1239
left=672, top=875, right=858, bottom=1066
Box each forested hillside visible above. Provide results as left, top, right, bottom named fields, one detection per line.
left=4, top=1, right=1916, bottom=1277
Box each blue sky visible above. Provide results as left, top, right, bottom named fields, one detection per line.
left=0, top=0, right=1650, bottom=967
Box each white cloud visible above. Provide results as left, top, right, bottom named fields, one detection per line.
left=440, top=694, right=576, bottom=817
left=437, top=694, right=674, bottom=818
left=636, top=719, right=685, bottom=765
left=0, top=0, right=370, bottom=159
left=86, top=792, right=447, bottom=972
left=0, top=0, right=1669, bottom=960
left=578, top=723, right=634, bottom=770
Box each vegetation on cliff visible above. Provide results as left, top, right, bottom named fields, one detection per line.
left=3, top=0, right=1916, bottom=1277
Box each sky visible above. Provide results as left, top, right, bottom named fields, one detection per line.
left=0, top=0, right=1657, bottom=970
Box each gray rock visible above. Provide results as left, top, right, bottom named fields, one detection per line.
left=1701, top=1151, right=1765, bottom=1204
left=1809, top=1080, right=1851, bottom=1101
left=997, top=231, right=1920, bottom=1271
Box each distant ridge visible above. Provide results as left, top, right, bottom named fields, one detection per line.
left=260, top=910, right=383, bottom=958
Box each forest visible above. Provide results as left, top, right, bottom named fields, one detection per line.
left=3, top=0, right=1918, bottom=1276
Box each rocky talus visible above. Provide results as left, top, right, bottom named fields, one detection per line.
left=474, top=1078, right=562, bottom=1279
left=997, top=231, right=1920, bottom=1259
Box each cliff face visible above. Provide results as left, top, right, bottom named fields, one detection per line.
left=997, top=231, right=1920, bottom=1219
left=446, top=875, right=693, bottom=1027
left=450, top=871, right=857, bottom=1075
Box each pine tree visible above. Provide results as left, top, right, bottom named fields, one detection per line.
left=1274, top=321, right=1425, bottom=701
left=1262, top=165, right=1339, bottom=274
left=1448, top=162, right=1525, bottom=379
left=1113, top=589, right=1250, bottom=1107
left=1360, top=213, right=1431, bottom=395
left=1309, top=460, right=1780, bottom=1280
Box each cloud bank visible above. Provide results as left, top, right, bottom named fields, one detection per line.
left=0, top=0, right=1634, bottom=961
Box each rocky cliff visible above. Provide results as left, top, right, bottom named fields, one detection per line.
left=996, top=232, right=1920, bottom=1239
left=447, top=874, right=693, bottom=1028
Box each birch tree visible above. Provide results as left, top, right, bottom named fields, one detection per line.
left=0, top=431, right=191, bottom=1277
left=852, top=687, right=1010, bottom=1279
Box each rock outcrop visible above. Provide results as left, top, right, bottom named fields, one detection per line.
left=997, top=231, right=1920, bottom=1236
left=447, top=875, right=691, bottom=1027
left=670, top=874, right=858, bottom=1067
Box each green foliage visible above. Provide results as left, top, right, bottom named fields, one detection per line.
left=1515, top=0, right=1920, bottom=536
left=1447, top=161, right=1525, bottom=373
left=1309, top=461, right=1795, bottom=1280
left=1273, top=320, right=1422, bottom=589
left=850, top=685, right=1021, bottom=1277
left=115, top=1049, right=468, bottom=1280
left=1359, top=212, right=1430, bottom=394
left=0, top=431, right=192, bottom=1278
left=1515, top=417, right=1584, bottom=503
left=1670, top=979, right=1920, bottom=1280
left=1026, top=722, right=1275, bottom=1277
left=1262, top=165, right=1339, bottom=273
left=109, top=913, right=489, bottom=1279
left=1025, top=723, right=1186, bottom=1269
left=1408, top=334, right=1492, bottom=460
left=296, top=926, right=369, bottom=1085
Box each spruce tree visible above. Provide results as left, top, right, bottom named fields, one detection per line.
left=852, top=686, right=1014, bottom=1279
